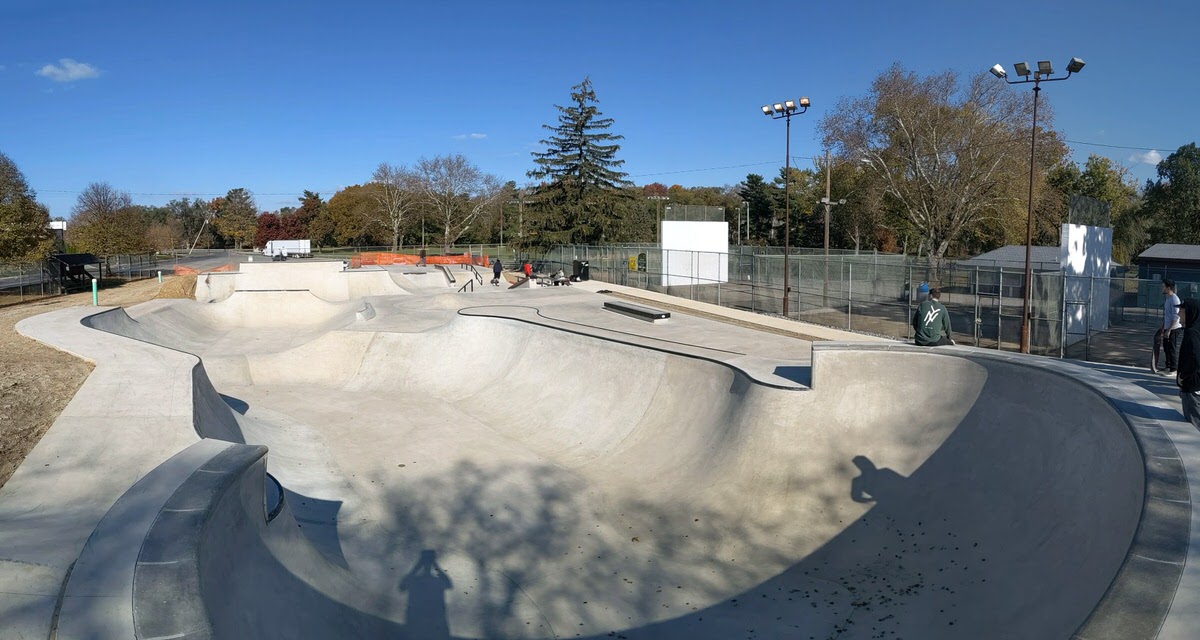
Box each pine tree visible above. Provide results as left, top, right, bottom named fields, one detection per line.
left=528, top=77, right=632, bottom=244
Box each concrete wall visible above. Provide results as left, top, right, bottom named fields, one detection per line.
left=1061, top=223, right=1113, bottom=344
left=661, top=221, right=728, bottom=287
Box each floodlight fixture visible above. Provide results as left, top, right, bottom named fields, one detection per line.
left=988, top=53, right=1086, bottom=353
left=799, top=97, right=810, bottom=107
left=758, top=95, right=813, bottom=316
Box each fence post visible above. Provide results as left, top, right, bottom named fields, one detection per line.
left=906, top=266, right=913, bottom=340
left=1086, top=275, right=1095, bottom=361
left=847, top=262, right=853, bottom=331
left=1060, top=271, right=1068, bottom=359
left=997, top=268, right=1004, bottom=350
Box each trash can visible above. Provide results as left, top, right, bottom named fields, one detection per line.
left=572, top=260, right=590, bottom=281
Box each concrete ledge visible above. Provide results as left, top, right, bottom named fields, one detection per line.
left=56, top=439, right=234, bottom=638
left=134, top=443, right=269, bottom=640
left=603, top=300, right=670, bottom=322
left=573, top=279, right=892, bottom=343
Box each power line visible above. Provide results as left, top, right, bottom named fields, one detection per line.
left=1065, top=139, right=1171, bottom=152
left=30, top=137, right=1172, bottom=198
left=628, top=161, right=782, bottom=178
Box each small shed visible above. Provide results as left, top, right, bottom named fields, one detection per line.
left=959, top=245, right=1063, bottom=271
left=47, top=253, right=101, bottom=291
left=1136, top=244, right=1200, bottom=283
left=958, top=245, right=1061, bottom=298
left=1136, top=244, right=1200, bottom=308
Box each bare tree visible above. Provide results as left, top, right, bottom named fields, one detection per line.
left=416, top=154, right=504, bottom=251
left=370, top=163, right=420, bottom=251
left=821, top=64, right=1067, bottom=265
left=72, top=181, right=132, bottom=219
left=70, top=182, right=148, bottom=256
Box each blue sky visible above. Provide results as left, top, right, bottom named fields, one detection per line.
left=2, top=0, right=1196, bottom=217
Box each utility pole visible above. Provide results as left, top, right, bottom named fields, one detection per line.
left=819, top=149, right=846, bottom=307
left=824, top=148, right=831, bottom=258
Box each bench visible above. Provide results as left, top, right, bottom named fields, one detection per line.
left=603, top=300, right=670, bottom=323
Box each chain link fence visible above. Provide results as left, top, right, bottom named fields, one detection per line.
left=0, top=251, right=234, bottom=308
left=527, top=245, right=1086, bottom=356
left=0, top=262, right=64, bottom=307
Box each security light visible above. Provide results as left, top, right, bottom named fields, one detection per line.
left=1037, top=60, right=1053, bottom=75
left=838, top=199, right=846, bottom=205
left=990, top=64, right=1007, bottom=79
left=761, top=105, right=773, bottom=116
left=1013, top=61, right=1031, bottom=77
left=1066, top=57, right=1085, bottom=73
left=773, top=103, right=784, bottom=113
left=784, top=100, right=796, bottom=111
left=799, top=97, right=810, bottom=107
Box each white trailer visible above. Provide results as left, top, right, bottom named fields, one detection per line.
left=262, top=239, right=311, bottom=258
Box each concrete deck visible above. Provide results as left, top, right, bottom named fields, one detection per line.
left=2, top=262, right=1198, bottom=639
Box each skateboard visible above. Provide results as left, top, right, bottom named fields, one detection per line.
left=1152, top=328, right=1163, bottom=374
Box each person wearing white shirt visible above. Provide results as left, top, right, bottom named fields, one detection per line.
left=1162, top=278, right=1183, bottom=375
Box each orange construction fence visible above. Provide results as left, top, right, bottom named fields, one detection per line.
left=352, top=252, right=491, bottom=268
left=173, top=264, right=236, bottom=276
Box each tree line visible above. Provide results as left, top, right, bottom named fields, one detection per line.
left=1, top=67, right=1197, bottom=266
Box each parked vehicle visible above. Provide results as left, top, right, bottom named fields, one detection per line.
left=262, top=239, right=311, bottom=258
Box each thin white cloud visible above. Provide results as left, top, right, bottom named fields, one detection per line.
left=453, top=133, right=488, bottom=140
left=36, top=58, right=100, bottom=82
left=1129, top=150, right=1162, bottom=165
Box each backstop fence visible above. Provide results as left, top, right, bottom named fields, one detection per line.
left=527, top=245, right=1177, bottom=360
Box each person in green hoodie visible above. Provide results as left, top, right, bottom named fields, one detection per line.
left=912, top=287, right=955, bottom=346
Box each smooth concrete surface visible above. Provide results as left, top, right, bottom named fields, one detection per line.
left=5, top=266, right=1198, bottom=639
left=4, top=307, right=234, bottom=639
left=196, top=261, right=418, bottom=302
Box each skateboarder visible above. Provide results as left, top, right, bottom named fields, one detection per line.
left=1162, top=279, right=1183, bottom=375
left=912, top=288, right=954, bottom=347
left=491, top=258, right=503, bottom=286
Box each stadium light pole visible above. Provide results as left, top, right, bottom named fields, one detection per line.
left=990, top=57, right=1085, bottom=354
left=761, top=97, right=810, bottom=317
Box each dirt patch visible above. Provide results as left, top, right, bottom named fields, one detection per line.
left=0, top=277, right=171, bottom=489
left=157, top=274, right=197, bottom=299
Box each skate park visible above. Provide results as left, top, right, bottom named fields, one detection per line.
left=3, top=260, right=1200, bottom=639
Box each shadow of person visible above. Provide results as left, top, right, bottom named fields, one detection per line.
left=849, top=455, right=908, bottom=504
left=400, top=549, right=453, bottom=640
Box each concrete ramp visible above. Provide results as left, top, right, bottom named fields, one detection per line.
left=12, top=290, right=1194, bottom=639
left=195, top=261, right=411, bottom=302
left=175, top=314, right=1152, bottom=638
